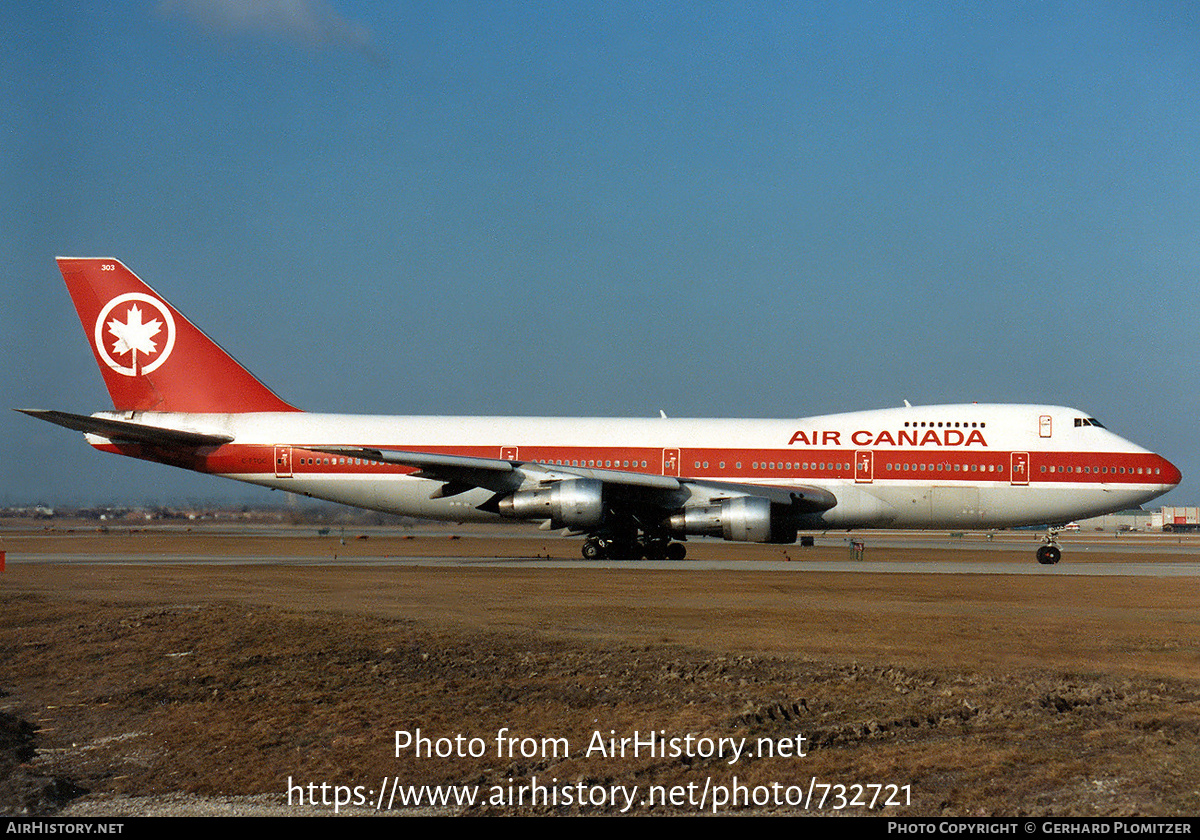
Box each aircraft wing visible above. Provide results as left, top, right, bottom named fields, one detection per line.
left=316, top=445, right=837, bottom=513
left=16, top=409, right=235, bottom=448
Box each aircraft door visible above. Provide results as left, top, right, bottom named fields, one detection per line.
left=662, top=448, right=680, bottom=477
left=274, top=444, right=293, bottom=478
left=855, top=450, right=873, bottom=483
left=1011, top=452, right=1030, bottom=486
left=1039, top=415, right=1052, bottom=438
left=501, top=447, right=519, bottom=461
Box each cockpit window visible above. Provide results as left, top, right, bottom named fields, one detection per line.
left=1073, top=417, right=1107, bottom=428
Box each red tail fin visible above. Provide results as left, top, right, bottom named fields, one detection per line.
left=57, top=257, right=300, bottom=413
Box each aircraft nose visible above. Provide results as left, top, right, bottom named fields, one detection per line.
left=1158, top=454, right=1182, bottom=488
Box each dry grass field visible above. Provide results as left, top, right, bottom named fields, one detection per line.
left=2, top=524, right=1199, bottom=816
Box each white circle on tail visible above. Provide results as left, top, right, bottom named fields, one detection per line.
left=94, top=293, right=177, bottom=377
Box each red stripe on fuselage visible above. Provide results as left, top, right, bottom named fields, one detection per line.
left=88, top=442, right=1180, bottom=486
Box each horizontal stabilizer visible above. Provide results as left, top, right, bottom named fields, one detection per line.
left=16, top=409, right=234, bottom=448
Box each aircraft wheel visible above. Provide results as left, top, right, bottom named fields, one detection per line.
left=582, top=539, right=605, bottom=560
left=1036, top=545, right=1061, bottom=565
left=665, top=542, right=687, bottom=561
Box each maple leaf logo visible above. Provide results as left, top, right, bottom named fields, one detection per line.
left=108, top=305, right=162, bottom=365
left=93, top=293, right=177, bottom=377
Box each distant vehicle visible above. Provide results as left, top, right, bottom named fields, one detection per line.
left=1162, top=506, right=1200, bottom=533
left=1062, top=522, right=1081, bottom=531
left=21, top=257, right=1181, bottom=565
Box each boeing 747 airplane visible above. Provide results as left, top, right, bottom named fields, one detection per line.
left=20, top=258, right=1181, bottom=564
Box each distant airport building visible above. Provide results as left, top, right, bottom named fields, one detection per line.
left=1075, top=507, right=1200, bottom=532
left=1075, top=509, right=1159, bottom=532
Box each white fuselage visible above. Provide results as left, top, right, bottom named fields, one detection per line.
left=89, top=403, right=1180, bottom=531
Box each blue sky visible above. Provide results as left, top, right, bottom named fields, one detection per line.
left=2, top=1, right=1197, bottom=506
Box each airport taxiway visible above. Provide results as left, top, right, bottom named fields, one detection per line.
left=11, top=554, right=1200, bottom=576
left=5, top=524, right=1200, bottom=575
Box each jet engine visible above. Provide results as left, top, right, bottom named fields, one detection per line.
left=666, top=496, right=797, bottom=543
left=497, top=478, right=605, bottom=529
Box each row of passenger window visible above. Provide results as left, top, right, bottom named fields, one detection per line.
left=294, top=454, right=1160, bottom=479
left=549, top=459, right=649, bottom=469
left=299, top=457, right=377, bottom=466
left=693, top=461, right=852, bottom=471
left=902, top=421, right=985, bottom=428
left=886, top=463, right=1002, bottom=473
left=1041, top=465, right=1160, bottom=475
left=750, top=461, right=849, bottom=471
left=295, top=454, right=1159, bottom=479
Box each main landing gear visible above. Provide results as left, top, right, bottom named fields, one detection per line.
left=582, top=534, right=687, bottom=561
left=579, top=513, right=688, bottom=561
left=1036, top=529, right=1063, bottom=565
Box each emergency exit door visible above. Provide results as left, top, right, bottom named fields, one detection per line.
left=1011, top=452, right=1030, bottom=486
left=662, top=448, right=680, bottom=477
left=855, top=450, right=874, bottom=483
left=274, top=444, right=293, bottom=478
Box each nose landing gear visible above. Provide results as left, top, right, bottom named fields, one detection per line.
left=1036, top=529, right=1063, bottom=565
